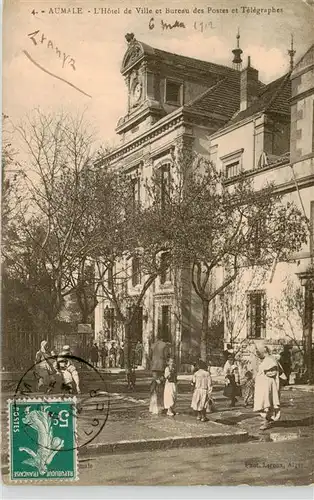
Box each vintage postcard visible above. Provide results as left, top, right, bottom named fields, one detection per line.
left=1, top=0, right=314, bottom=488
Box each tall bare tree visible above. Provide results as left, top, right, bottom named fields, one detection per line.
left=270, top=279, right=305, bottom=360
left=1, top=113, right=24, bottom=228
left=147, top=148, right=308, bottom=361
left=5, top=111, right=130, bottom=333
left=96, top=184, right=176, bottom=370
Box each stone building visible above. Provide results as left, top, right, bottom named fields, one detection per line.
left=210, top=43, right=314, bottom=369
left=94, top=34, right=314, bottom=370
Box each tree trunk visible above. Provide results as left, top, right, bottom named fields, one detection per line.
left=80, top=310, right=90, bottom=324
left=46, top=321, right=53, bottom=348
left=200, top=299, right=209, bottom=362
left=46, top=308, right=55, bottom=347
left=124, top=322, right=131, bottom=371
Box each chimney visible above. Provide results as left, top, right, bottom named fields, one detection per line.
left=240, top=56, right=260, bottom=111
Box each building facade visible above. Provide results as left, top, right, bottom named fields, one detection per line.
left=210, top=44, right=314, bottom=367
left=94, top=35, right=314, bottom=370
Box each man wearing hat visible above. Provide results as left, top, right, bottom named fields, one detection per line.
left=35, top=340, right=55, bottom=392
left=57, top=345, right=81, bottom=395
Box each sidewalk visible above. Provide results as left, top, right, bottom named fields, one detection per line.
left=79, top=414, right=248, bottom=456
left=1, top=378, right=314, bottom=462
left=284, top=384, right=314, bottom=393
left=0, top=398, right=248, bottom=464
left=77, top=385, right=314, bottom=455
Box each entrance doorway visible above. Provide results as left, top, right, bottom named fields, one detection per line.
left=127, top=306, right=143, bottom=343
left=158, top=305, right=171, bottom=343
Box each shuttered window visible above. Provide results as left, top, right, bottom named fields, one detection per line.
left=247, top=291, right=266, bottom=338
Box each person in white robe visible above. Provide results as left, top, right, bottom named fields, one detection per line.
left=253, top=349, right=286, bottom=430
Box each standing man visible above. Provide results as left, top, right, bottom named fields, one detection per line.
left=135, top=341, right=143, bottom=367
left=279, top=345, right=292, bottom=385
left=90, top=343, right=99, bottom=368
left=57, top=345, right=81, bottom=395
left=100, top=343, right=108, bottom=369
left=109, top=342, right=116, bottom=368
left=119, top=342, right=125, bottom=368
left=223, top=343, right=234, bottom=364
left=223, top=353, right=241, bottom=407
left=149, top=334, right=170, bottom=414
left=35, top=340, right=55, bottom=393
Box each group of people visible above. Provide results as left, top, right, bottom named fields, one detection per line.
left=34, top=341, right=80, bottom=395
left=149, top=337, right=289, bottom=431
left=89, top=340, right=143, bottom=370
left=148, top=337, right=218, bottom=420
left=35, top=336, right=291, bottom=431
left=149, top=355, right=229, bottom=422
left=89, top=341, right=124, bottom=369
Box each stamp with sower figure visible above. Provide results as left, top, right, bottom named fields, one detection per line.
left=8, top=398, right=77, bottom=482
left=7, top=351, right=110, bottom=482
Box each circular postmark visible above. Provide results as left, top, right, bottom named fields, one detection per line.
left=12, top=355, right=110, bottom=452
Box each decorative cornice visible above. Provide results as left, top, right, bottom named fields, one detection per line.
left=291, top=151, right=314, bottom=163
left=274, top=174, right=314, bottom=195
left=116, top=102, right=165, bottom=134
left=291, top=63, right=314, bottom=81
left=290, top=86, right=314, bottom=104
left=109, top=118, right=227, bottom=167
left=225, top=165, right=314, bottom=195
left=210, top=112, right=262, bottom=140
left=154, top=292, right=174, bottom=300
left=98, top=105, right=229, bottom=167
left=150, top=143, right=175, bottom=160
left=220, top=148, right=244, bottom=162
left=100, top=110, right=185, bottom=164
left=224, top=157, right=290, bottom=185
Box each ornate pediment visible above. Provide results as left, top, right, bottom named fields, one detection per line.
left=121, top=34, right=155, bottom=75
left=121, top=38, right=144, bottom=73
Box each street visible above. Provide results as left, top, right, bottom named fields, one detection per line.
left=78, top=438, right=313, bottom=486
left=2, top=373, right=314, bottom=486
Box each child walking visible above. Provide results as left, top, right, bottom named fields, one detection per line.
left=223, top=354, right=241, bottom=407
left=191, top=359, right=213, bottom=422
left=164, top=358, right=177, bottom=416
left=242, top=370, right=255, bottom=407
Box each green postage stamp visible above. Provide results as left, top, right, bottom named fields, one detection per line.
left=8, top=398, right=78, bottom=482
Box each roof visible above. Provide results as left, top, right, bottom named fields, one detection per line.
left=153, top=47, right=237, bottom=77
left=184, top=72, right=241, bottom=119
left=149, top=44, right=242, bottom=119
left=121, top=37, right=290, bottom=128
left=228, top=72, right=291, bottom=125
left=291, top=43, right=314, bottom=79
left=121, top=39, right=237, bottom=77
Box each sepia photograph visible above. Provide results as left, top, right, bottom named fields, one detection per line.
left=1, top=0, right=314, bottom=489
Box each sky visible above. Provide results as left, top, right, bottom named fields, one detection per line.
left=3, top=0, right=314, bottom=147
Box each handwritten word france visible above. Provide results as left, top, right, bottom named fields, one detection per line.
left=27, top=30, right=76, bottom=71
